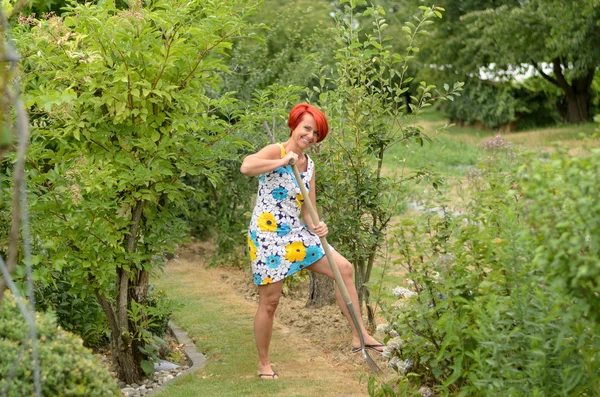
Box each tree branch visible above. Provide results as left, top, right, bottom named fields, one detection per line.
left=93, top=278, right=119, bottom=338
left=551, top=58, right=573, bottom=96
left=532, top=60, right=559, bottom=87
left=0, top=84, right=30, bottom=303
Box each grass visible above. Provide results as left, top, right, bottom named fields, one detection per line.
left=153, top=252, right=368, bottom=397
left=384, top=111, right=598, bottom=179
left=386, top=134, right=485, bottom=177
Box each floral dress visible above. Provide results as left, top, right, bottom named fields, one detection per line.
left=248, top=144, right=325, bottom=285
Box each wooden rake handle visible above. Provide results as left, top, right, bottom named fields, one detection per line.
left=288, top=159, right=381, bottom=375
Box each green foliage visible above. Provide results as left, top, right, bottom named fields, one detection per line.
left=444, top=78, right=560, bottom=130
left=222, top=0, right=335, bottom=102
left=145, top=286, right=178, bottom=337
left=0, top=292, right=120, bottom=396
left=425, top=0, right=599, bottom=123
left=6, top=0, right=258, bottom=381
left=519, top=147, right=600, bottom=321
left=371, top=148, right=600, bottom=396
left=31, top=274, right=109, bottom=347
left=313, top=2, right=461, bottom=319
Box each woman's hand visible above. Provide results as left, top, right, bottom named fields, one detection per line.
left=283, top=151, right=298, bottom=165
left=310, top=221, right=328, bottom=238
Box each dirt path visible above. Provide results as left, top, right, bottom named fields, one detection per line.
left=158, top=241, right=389, bottom=396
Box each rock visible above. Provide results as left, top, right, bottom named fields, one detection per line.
left=118, top=381, right=126, bottom=388
left=154, top=359, right=180, bottom=371
left=131, top=383, right=139, bottom=388
left=120, top=387, right=135, bottom=396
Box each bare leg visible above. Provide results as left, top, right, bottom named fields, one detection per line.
left=308, top=250, right=383, bottom=351
left=254, top=281, right=283, bottom=378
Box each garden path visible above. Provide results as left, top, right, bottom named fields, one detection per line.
left=153, top=241, right=376, bottom=397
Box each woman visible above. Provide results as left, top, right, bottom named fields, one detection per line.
left=240, top=103, right=383, bottom=380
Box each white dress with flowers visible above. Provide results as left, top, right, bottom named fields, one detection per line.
left=247, top=144, right=325, bottom=286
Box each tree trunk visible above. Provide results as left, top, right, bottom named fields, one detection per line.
left=539, top=59, right=594, bottom=124
left=564, top=90, right=589, bottom=123
left=307, top=272, right=335, bottom=307
left=95, top=289, right=142, bottom=384
left=364, top=288, right=376, bottom=334
left=115, top=344, right=141, bottom=383
left=94, top=200, right=146, bottom=384
left=130, top=269, right=150, bottom=366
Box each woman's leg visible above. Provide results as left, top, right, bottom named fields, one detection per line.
left=308, top=250, right=383, bottom=351
left=255, top=281, right=283, bottom=378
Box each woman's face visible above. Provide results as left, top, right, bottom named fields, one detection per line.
left=291, top=113, right=319, bottom=148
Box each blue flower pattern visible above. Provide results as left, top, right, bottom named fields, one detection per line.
left=271, top=187, right=288, bottom=201
left=276, top=223, right=291, bottom=237
left=266, top=255, right=281, bottom=269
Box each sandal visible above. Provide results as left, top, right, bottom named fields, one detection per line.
left=258, top=372, right=278, bottom=380
left=351, top=343, right=385, bottom=354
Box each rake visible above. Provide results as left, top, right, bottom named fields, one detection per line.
left=288, top=158, right=382, bottom=375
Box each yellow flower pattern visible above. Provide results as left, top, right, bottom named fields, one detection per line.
left=262, top=277, right=273, bottom=285
left=285, top=241, right=306, bottom=262
left=248, top=236, right=257, bottom=261
left=296, top=193, right=304, bottom=209
left=257, top=212, right=277, bottom=232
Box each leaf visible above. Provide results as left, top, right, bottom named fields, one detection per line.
left=141, top=360, right=154, bottom=375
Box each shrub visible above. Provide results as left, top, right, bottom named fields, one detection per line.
left=371, top=148, right=600, bottom=396
left=519, top=146, right=600, bottom=321
left=445, top=78, right=560, bottom=130
left=0, top=292, right=120, bottom=396
left=31, top=275, right=109, bottom=348
left=145, top=286, right=179, bottom=338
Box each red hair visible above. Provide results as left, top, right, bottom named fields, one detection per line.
left=287, top=103, right=329, bottom=142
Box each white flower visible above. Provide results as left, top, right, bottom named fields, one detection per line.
left=387, top=357, right=414, bottom=375
left=392, top=286, right=418, bottom=298
left=397, top=359, right=413, bottom=375
left=419, top=386, right=433, bottom=397
left=387, top=356, right=400, bottom=369
left=382, top=346, right=393, bottom=359
left=376, top=323, right=390, bottom=334
left=387, top=336, right=404, bottom=351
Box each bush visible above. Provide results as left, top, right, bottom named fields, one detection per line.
left=519, top=146, right=600, bottom=321
left=445, top=77, right=560, bottom=130
left=145, top=286, right=179, bottom=338
left=0, top=292, right=120, bottom=396
left=30, top=275, right=109, bottom=348
left=372, top=148, right=600, bottom=396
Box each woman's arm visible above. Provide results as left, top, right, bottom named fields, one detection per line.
left=240, top=144, right=297, bottom=177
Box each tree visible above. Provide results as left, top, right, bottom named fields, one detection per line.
left=11, top=0, right=257, bottom=383
left=419, top=0, right=600, bottom=123
left=313, top=1, right=461, bottom=326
